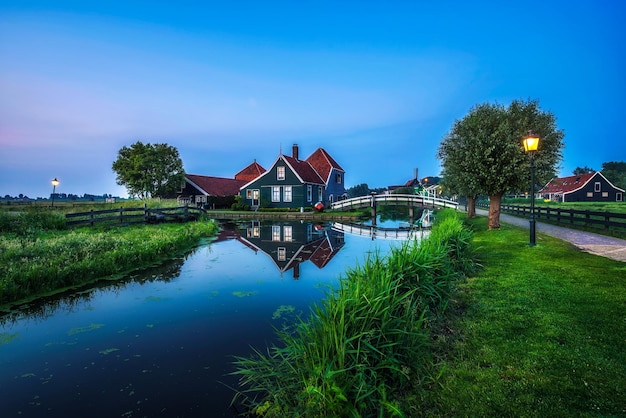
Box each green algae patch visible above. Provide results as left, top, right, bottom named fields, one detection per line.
left=68, top=323, right=104, bottom=335
left=272, top=305, right=295, bottom=320
left=0, top=332, right=19, bottom=345
left=232, top=291, right=258, bottom=298
left=99, top=348, right=119, bottom=355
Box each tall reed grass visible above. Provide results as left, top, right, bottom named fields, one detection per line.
left=232, top=209, right=478, bottom=417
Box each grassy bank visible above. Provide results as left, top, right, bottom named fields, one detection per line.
left=231, top=209, right=478, bottom=416
left=0, top=211, right=219, bottom=306
left=420, top=216, right=626, bottom=416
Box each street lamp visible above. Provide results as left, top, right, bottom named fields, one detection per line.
left=522, top=131, right=539, bottom=246
left=51, top=178, right=59, bottom=207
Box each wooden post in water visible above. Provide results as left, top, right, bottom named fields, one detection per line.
left=370, top=192, right=377, bottom=226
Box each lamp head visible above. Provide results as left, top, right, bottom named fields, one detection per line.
left=51, top=178, right=59, bottom=187
left=523, top=131, right=540, bottom=153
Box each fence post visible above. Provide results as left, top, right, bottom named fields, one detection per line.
left=90, top=209, right=94, bottom=227
left=144, top=203, right=148, bottom=223
left=605, top=212, right=610, bottom=230
left=585, top=210, right=590, bottom=227
left=120, top=206, right=124, bottom=223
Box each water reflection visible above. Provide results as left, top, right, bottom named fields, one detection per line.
left=0, top=219, right=419, bottom=417
left=229, top=220, right=345, bottom=279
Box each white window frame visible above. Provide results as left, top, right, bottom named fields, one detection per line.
left=283, top=185, right=292, bottom=202
left=246, top=189, right=252, bottom=199
left=318, top=187, right=323, bottom=202
left=283, top=225, right=293, bottom=242
left=617, top=192, right=623, bottom=202
left=336, top=173, right=342, bottom=184
left=595, top=182, right=601, bottom=192
left=307, top=185, right=312, bottom=202
left=277, top=247, right=286, bottom=261
left=277, top=166, right=285, bottom=181
left=272, top=186, right=281, bottom=202
left=272, top=225, right=281, bottom=241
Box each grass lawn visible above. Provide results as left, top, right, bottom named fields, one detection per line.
left=421, top=216, right=626, bottom=416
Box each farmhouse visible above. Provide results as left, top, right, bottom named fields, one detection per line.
left=178, top=160, right=266, bottom=208
left=239, top=144, right=347, bottom=210
left=539, top=172, right=624, bottom=202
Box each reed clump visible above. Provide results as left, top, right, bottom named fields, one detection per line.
left=232, top=209, right=478, bottom=417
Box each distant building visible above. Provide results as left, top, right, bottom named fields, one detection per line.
left=539, top=172, right=624, bottom=202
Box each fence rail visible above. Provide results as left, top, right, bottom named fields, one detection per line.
left=65, top=205, right=205, bottom=227
left=476, top=202, right=626, bottom=232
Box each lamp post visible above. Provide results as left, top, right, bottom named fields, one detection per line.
left=51, top=178, right=59, bottom=208
left=522, top=131, right=539, bottom=246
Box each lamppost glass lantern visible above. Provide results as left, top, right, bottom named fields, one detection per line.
left=51, top=178, right=59, bottom=207
left=522, top=131, right=540, bottom=246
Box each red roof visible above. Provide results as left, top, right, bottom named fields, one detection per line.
left=306, top=148, right=345, bottom=183
left=282, top=155, right=325, bottom=184
left=539, top=173, right=595, bottom=194
left=235, top=161, right=266, bottom=181
left=186, top=174, right=246, bottom=196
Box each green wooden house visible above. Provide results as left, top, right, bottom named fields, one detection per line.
left=240, top=145, right=327, bottom=210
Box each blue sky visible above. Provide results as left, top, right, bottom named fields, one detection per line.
left=1, top=1, right=624, bottom=198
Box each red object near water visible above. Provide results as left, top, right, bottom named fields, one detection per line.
left=314, top=202, right=324, bottom=212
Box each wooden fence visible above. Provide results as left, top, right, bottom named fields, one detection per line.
left=476, top=202, right=626, bottom=233
left=65, top=205, right=205, bottom=227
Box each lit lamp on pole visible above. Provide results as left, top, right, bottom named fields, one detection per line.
left=51, top=178, right=59, bottom=208
left=522, top=131, right=539, bottom=246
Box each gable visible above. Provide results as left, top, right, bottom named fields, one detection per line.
left=235, top=161, right=266, bottom=182
left=306, top=148, right=345, bottom=183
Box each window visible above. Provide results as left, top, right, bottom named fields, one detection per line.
left=272, top=225, right=281, bottom=241
left=283, top=226, right=293, bottom=242
left=278, top=247, right=286, bottom=261
left=246, top=189, right=252, bottom=199
left=318, top=187, right=323, bottom=202
left=272, top=186, right=281, bottom=202
left=617, top=192, right=623, bottom=202
left=307, top=185, right=312, bottom=202
left=602, top=192, right=608, bottom=198
left=277, top=166, right=285, bottom=180
left=283, top=186, right=292, bottom=202
left=595, top=182, right=601, bottom=192
left=329, top=194, right=334, bottom=203
left=587, top=192, right=593, bottom=198
left=336, top=173, right=342, bottom=184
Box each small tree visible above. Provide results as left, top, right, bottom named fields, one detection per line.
left=573, top=166, right=595, bottom=175
left=601, top=161, right=626, bottom=190
left=112, top=141, right=185, bottom=199
left=438, top=99, right=564, bottom=229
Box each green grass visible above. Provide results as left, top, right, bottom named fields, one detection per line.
left=231, top=209, right=478, bottom=417
left=419, top=216, right=626, bottom=416
left=0, top=216, right=219, bottom=306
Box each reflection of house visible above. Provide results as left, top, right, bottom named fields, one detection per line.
left=237, top=220, right=345, bottom=279
left=240, top=144, right=346, bottom=210
left=178, top=161, right=266, bottom=208
left=539, top=172, right=624, bottom=202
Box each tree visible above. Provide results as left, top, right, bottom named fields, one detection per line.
left=601, top=161, right=626, bottom=190
left=573, top=166, right=595, bottom=175
left=112, top=141, right=186, bottom=199
left=347, top=183, right=370, bottom=198
left=438, top=99, right=564, bottom=229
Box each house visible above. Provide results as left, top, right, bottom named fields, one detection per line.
left=236, top=220, right=345, bottom=279
left=179, top=161, right=266, bottom=208
left=240, top=144, right=346, bottom=210
left=539, top=172, right=624, bottom=202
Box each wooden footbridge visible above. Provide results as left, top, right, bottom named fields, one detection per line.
left=329, top=194, right=458, bottom=222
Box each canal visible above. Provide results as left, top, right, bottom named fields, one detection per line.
left=0, top=218, right=426, bottom=417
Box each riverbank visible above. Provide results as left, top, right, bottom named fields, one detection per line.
left=231, top=211, right=626, bottom=416
left=0, top=211, right=219, bottom=308
left=206, top=209, right=364, bottom=221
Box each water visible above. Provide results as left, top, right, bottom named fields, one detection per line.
left=0, top=219, right=426, bottom=417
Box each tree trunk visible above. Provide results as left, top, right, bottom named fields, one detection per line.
left=488, top=193, right=503, bottom=229
left=467, top=195, right=477, bottom=218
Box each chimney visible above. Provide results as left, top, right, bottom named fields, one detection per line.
left=292, top=144, right=299, bottom=160
left=414, top=168, right=419, bottom=181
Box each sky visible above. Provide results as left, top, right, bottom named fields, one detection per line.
left=1, top=1, right=625, bottom=199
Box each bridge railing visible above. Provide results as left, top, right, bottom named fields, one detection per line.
left=330, top=194, right=458, bottom=211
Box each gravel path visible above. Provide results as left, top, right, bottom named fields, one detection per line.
left=476, top=209, right=626, bottom=262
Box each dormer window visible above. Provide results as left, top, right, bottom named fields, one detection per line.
left=336, top=173, right=342, bottom=184
left=277, top=166, right=285, bottom=180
